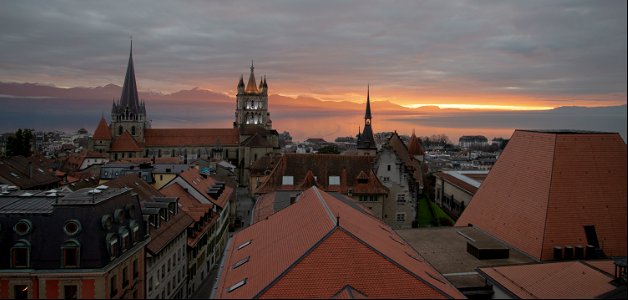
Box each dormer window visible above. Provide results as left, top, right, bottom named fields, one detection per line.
left=62, top=239, right=80, bottom=268
left=282, top=176, right=294, bottom=185
left=129, top=221, right=140, bottom=245
left=64, top=220, right=81, bottom=236
left=119, top=227, right=130, bottom=252
left=329, top=176, right=340, bottom=186
left=107, top=233, right=119, bottom=259
left=11, top=240, right=30, bottom=268
left=14, top=219, right=32, bottom=235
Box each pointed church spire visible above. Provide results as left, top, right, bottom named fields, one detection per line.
left=365, top=84, right=372, bottom=120
left=245, top=59, right=259, bottom=93
left=119, top=39, right=140, bottom=112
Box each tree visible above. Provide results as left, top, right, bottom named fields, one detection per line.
left=317, top=144, right=340, bottom=154
left=6, top=129, right=33, bottom=157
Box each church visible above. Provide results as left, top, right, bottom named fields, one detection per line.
left=91, top=43, right=279, bottom=186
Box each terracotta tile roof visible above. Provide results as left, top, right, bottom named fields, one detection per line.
left=106, top=174, right=194, bottom=254
left=110, top=131, right=142, bottom=152
left=215, top=187, right=463, bottom=299
left=251, top=192, right=277, bottom=224
left=92, top=116, right=112, bottom=140
left=434, top=172, right=479, bottom=195
left=256, top=154, right=388, bottom=195
left=120, top=157, right=182, bottom=164
left=241, top=133, right=273, bottom=148
left=408, top=132, right=425, bottom=157
left=161, top=182, right=217, bottom=248
left=178, top=168, right=233, bottom=208
left=0, top=156, right=61, bottom=189
left=331, top=285, right=368, bottom=299
left=456, top=130, right=627, bottom=260
left=478, top=261, right=617, bottom=299
left=144, top=128, right=240, bottom=147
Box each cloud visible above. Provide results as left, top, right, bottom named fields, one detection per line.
left=0, top=0, right=625, bottom=107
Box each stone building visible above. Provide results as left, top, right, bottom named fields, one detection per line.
left=375, top=131, right=425, bottom=229
left=91, top=44, right=278, bottom=186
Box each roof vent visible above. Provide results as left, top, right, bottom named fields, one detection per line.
left=87, top=189, right=102, bottom=195
left=96, top=185, right=109, bottom=190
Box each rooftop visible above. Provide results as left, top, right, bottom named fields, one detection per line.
left=215, top=186, right=463, bottom=299
left=478, top=260, right=622, bottom=299
left=397, top=227, right=536, bottom=289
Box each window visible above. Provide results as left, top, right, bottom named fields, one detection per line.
left=130, top=221, right=140, bottom=244
left=396, top=213, right=406, bottom=222
left=14, top=285, right=28, bottom=299
left=397, top=193, right=406, bottom=204
left=63, top=285, right=78, bottom=299
left=110, top=275, right=118, bottom=297
left=14, top=219, right=32, bottom=235
left=328, top=176, right=340, bottom=185
left=238, top=240, right=252, bottom=250
left=11, top=240, right=30, bottom=268
left=148, top=277, right=153, bottom=291
left=281, top=176, right=294, bottom=185
left=64, top=220, right=81, bottom=236
left=107, top=234, right=119, bottom=259
left=62, top=240, right=80, bottom=267
left=133, top=259, right=139, bottom=279
left=123, top=267, right=129, bottom=287
left=387, top=164, right=391, bottom=171
left=383, top=177, right=390, bottom=182
left=232, top=256, right=250, bottom=269
left=227, top=278, right=247, bottom=293
left=119, top=227, right=130, bottom=252
left=162, top=265, right=165, bottom=279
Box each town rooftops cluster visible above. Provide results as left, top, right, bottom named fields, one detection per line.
left=214, top=186, right=464, bottom=299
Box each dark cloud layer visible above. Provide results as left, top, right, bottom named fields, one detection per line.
left=0, top=0, right=626, bottom=106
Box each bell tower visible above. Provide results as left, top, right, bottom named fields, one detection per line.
left=234, top=61, right=271, bottom=130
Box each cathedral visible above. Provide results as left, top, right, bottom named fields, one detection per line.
left=91, top=43, right=279, bottom=186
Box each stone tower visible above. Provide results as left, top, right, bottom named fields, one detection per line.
left=111, top=41, right=149, bottom=142
left=234, top=61, right=271, bottom=130
left=357, top=85, right=377, bottom=156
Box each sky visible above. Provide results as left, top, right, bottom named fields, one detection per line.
left=0, top=0, right=626, bottom=110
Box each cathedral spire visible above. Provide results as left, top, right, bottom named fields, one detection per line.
left=365, top=84, right=372, bottom=121
left=119, top=40, right=140, bottom=112
left=245, top=59, right=259, bottom=93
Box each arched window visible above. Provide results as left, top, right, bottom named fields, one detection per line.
left=118, top=126, right=123, bottom=135
left=131, top=126, right=136, bottom=136
left=11, top=240, right=30, bottom=268
left=62, top=239, right=80, bottom=268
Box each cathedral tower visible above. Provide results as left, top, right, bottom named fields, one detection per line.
left=234, top=61, right=271, bottom=130
left=111, top=41, right=149, bottom=142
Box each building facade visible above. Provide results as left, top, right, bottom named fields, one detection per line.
left=0, top=187, right=148, bottom=299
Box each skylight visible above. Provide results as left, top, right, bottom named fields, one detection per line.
left=227, top=278, right=247, bottom=293
left=232, top=256, right=250, bottom=269
left=237, top=240, right=252, bottom=250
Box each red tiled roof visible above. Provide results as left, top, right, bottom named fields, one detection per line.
left=434, top=172, right=479, bottom=195
left=215, top=187, right=463, bottom=299
left=121, top=157, right=182, bottom=164
left=251, top=192, right=277, bottom=224
left=478, top=261, right=617, bottom=299
left=110, top=131, right=142, bottom=152
left=256, top=154, right=388, bottom=195
left=144, top=128, right=240, bottom=147
left=331, top=285, right=368, bottom=299
left=178, top=168, right=233, bottom=208
left=456, top=130, right=627, bottom=260
left=408, top=132, right=425, bottom=157
left=93, top=116, right=112, bottom=140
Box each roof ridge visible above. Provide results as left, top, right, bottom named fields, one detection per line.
left=254, top=226, right=339, bottom=298
left=540, top=134, right=558, bottom=258
left=313, top=186, right=336, bottom=226
left=335, top=226, right=457, bottom=299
